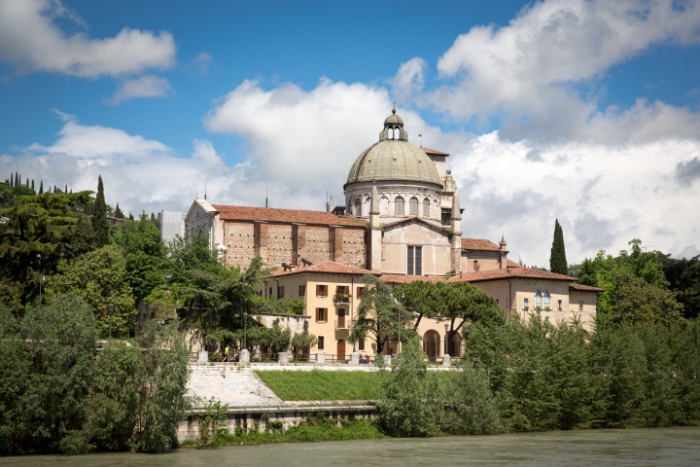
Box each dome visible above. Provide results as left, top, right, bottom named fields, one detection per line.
left=346, top=109, right=441, bottom=186
left=345, top=140, right=442, bottom=186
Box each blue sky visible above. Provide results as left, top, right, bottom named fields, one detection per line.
left=1, top=0, right=700, bottom=266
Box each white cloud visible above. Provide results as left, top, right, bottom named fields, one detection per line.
left=392, top=57, right=426, bottom=104
left=107, top=75, right=173, bottom=105
left=0, top=0, right=175, bottom=78
left=425, top=0, right=700, bottom=142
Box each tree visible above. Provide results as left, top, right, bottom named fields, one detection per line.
left=291, top=331, right=318, bottom=356
left=38, top=180, right=43, bottom=194
left=612, top=271, right=683, bottom=326
left=111, top=213, right=165, bottom=301
left=356, top=275, right=413, bottom=355
left=394, top=279, right=441, bottom=331
left=46, top=245, right=136, bottom=337
left=92, top=176, right=109, bottom=247
left=0, top=190, right=92, bottom=308
left=550, top=219, right=568, bottom=274
left=657, top=253, right=700, bottom=319
left=378, top=337, right=441, bottom=437
left=113, top=203, right=125, bottom=220
left=442, top=281, right=504, bottom=334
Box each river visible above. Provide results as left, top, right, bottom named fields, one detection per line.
left=3, top=427, right=700, bottom=466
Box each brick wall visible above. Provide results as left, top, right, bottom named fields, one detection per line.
left=224, top=222, right=255, bottom=269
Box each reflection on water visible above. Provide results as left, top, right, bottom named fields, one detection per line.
left=3, top=427, right=700, bottom=467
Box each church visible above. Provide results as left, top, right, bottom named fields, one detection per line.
left=184, top=109, right=601, bottom=359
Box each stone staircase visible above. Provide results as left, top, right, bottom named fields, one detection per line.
left=186, top=363, right=282, bottom=409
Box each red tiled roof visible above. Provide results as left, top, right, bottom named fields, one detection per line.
left=420, top=147, right=450, bottom=156
left=268, top=261, right=375, bottom=278
left=569, top=283, right=605, bottom=292
left=448, top=267, right=577, bottom=284
left=507, top=260, right=522, bottom=268
left=379, top=274, right=440, bottom=284
left=211, top=205, right=367, bottom=227
left=461, top=238, right=501, bottom=251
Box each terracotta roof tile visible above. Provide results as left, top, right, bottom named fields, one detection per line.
left=569, top=283, right=605, bottom=292
left=379, top=274, right=440, bottom=284
left=461, top=238, right=501, bottom=251
left=507, top=259, right=522, bottom=268
left=447, top=267, right=577, bottom=283
left=211, top=205, right=367, bottom=227
left=267, top=261, right=374, bottom=278
left=420, top=147, right=450, bottom=156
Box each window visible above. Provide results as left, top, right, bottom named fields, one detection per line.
left=423, top=198, right=430, bottom=216
left=358, top=339, right=365, bottom=351
left=336, top=285, right=349, bottom=295
left=357, top=286, right=365, bottom=299
left=355, top=198, right=362, bottom=216
left=318, top=336, right=325, bottom=351
left=316, top=284, right=328, bottom=297
left=557, top=299, right=562, bottom=310
left=316, top=308, right=327, bottom=322
left=579, top=301, right=584, bottom=311
left=524, top=297, right=529, bottom=309
left=535, top=291, right=542, bottom=308
left=277, top=285, right=284, bottom=299
left=394, top=196, right=405, bottom=215
left=268, top=287, right=273, bottom=298
left=407, top=246, right=422, bottom=276
left=544, top=292, right=551, bottom=308
left=496, top=299, right=500, bottom=305
left=409, top=197, right=418, bottom=215
left=473, top=260, right=479, bottom=272
left=299, top=285, right=306, bottom=297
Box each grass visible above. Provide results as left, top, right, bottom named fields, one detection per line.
left=254, top=370, right=382, bottom=400
left=180, top=418, right=387, bottom=447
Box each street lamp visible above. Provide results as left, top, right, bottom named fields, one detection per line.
left=352, top=317, right=358, bottom=352
left=107, top=303, right=114, bottom=341
left=243, top=312, right=248, bottom=350
left=444, top=323, right=450, bottom=357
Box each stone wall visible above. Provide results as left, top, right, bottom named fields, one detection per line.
left=222, top=220, right=367, bottom=271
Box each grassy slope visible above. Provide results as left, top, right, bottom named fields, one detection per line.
left=254, top=370, right=382, bottom=401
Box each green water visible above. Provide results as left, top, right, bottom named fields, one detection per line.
left=3, top=427, right=700, bottom=466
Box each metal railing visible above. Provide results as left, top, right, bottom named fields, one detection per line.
left=335, top=319, right=350, bottom=330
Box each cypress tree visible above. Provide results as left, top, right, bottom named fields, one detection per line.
left=114, top=203, right=125, bottom=219
left=92, top=175, right=109, bottom=247
left=128, top=212, right=134, bottom=221
left=38, top=180, right=43, bottom=194
left=31, top=179, right=34, bottom=190
left=549, top=219, right=568, bottom=274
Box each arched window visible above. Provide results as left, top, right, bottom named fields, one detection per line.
left=394, top=196, right=405, bottom=215
left=409, top=197, right=418, bottom=215
left=535, top=291, right=543, bottom=308
left=388, top=128, right=394, bottom=139
left=355, top=198, right=362, bottom=216
left=544, top=292, right=551, bottom=308
left=423, top=198, right=430, bottom=216
left=473, top=260, right=479, bottom=272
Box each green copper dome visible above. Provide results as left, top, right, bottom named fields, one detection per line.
left=346, top=110, right=441, bottom=186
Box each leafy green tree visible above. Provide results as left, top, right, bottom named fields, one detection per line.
left=0, top=297, right=97, bottom=455
left=111, top=213, right=166, bottom=301
left=65, top=214, right=98, bottom=259
left=46, top=245, right=136, bottom=337
left=255, top=296, right=305, bottom=315
left=442, top=359, right=503, bottom=435
left=291, top=331, right=318, bottom=356
left=549, top=219, right=568, bottom=274
left=356, top=275, right=413, bottom=355
left=657, top=252, right=700, bottom=319
left=394, top=280, right=441, bottom=331
left=87, top=319, right=190, bottom=452
left=179, top=257, right=265, bottom=350
left=378, top=337, right=440, bottom=437
left=0, top=190, right=92, bottom=308
left=92, top=176, right=109, bottom=247
left=113, top=203, right=125, bottom=219
left=442, top=281, right=505, bottom=333
left=612, top=271, right=683, bottom=326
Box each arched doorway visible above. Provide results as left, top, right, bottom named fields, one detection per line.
left=337, top=339, right=346, bottom=361
left=447, top=331, right=462, bottom=357
left=423, top=330, right=440, bottom=361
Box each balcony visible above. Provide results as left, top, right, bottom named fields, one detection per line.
left=333, top=293, right=350, bottom=304
left=335, top=319, right=351, bottom=330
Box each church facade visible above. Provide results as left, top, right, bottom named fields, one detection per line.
left=184, top=110, right=601, bottom=359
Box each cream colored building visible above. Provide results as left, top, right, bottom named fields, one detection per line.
left=185, top=109, right=603, bottom=358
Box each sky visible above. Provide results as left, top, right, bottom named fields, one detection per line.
left=1, top=0, right=700, bottom=267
